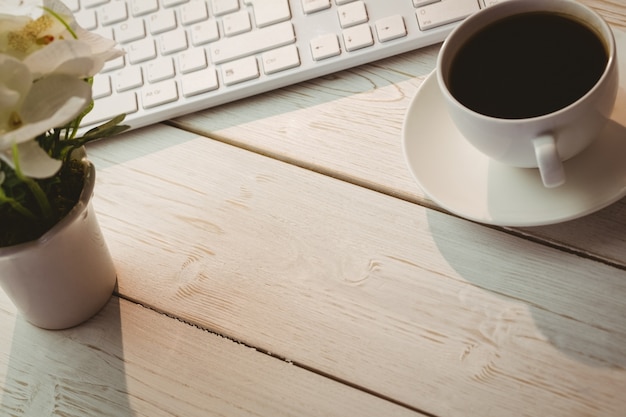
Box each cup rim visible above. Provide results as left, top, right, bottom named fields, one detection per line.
left=436, top=0, right=617, bottom=123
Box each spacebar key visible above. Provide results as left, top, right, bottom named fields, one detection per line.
left=210, top=21, right=295, bottom=64
left=416, top=0, right=480, bottom=31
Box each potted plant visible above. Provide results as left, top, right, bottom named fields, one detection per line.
left=0, top=0, right=128, bottom=329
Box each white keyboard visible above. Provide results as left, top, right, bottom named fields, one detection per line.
left=67, top=0, right=501, bottom=131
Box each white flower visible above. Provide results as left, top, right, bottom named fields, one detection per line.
left=0, top=0, right=123, bottom=77
left=0, top=55, right=91, bottom=177
left=0, top=0, right=123, bottom=179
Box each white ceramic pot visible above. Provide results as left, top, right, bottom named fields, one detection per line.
left=0, top=157, right=116, bottom=329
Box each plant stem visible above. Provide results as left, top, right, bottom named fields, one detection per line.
left=0, top=186, right=37, bottom=220
left=12, top=144, right=54, bottom=219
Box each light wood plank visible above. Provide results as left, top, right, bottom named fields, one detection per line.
left=167, top=6, right=626, bottom=266
left=0, top=291, right=424, bottom=417
left=169, top=44, right=437, bottom=208
left=86, top=126, right=626, bottom=417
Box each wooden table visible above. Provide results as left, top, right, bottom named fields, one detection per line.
left=2, top=2, right=626, bottom=416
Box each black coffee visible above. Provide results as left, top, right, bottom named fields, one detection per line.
left=448, top=12, right=608, bottom=119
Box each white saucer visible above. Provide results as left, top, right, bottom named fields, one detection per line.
left=401, top=71, right=626, bottom=227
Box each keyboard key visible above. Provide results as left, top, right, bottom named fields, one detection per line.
left=212, top=0, right=239, bottom=16
left=131, top=0, right=158, bottom=16
left=375, top=15, right=406, bottom=42
left=115, top=20, right=146, bottom=43
left=163, top=0, right=189, bottom=7
left=142, top=80, right=179, bottom=108
left=190, top=20, right=220, bottom=45
left=244, top=0, right=291, bottom=27
left=182, top=68, right=219, bottom=97
left=342, top=24, right=373, bottom=51
left=100, top=2, right=128, bottom=26
left=262, top=44, right=300, bottom=74
left=210, top=21, right=295, bottom=64
left=160, top=30, right=188, bottom=55
left=147, top=58, right=176, bottom=82
left=92, top=75, right=112, bottom=99
left=83, top=92, right=138, bottom=126
left=149, top=9, right=177, bottom=34
left=222, top=56, right=259, bottom=85
left=179, top=48, right=208, bottom=74
left=223, top=10, right=252, bottom=36
left=337, top=1, right=368, bottom=28
left=127, top=39, right=157, bottom=64
left=181, top=1, right=209, bottom=25
left=102, top=55, right=125, bottom=72
left=302, top=0, right=330, bottom=14
left=84, top=0, right=109, bottom=8
left=416, top=0, right=480, bottom=30
left=115, top=67, right=143, bottom=92
left=310, top=33, right=340, bottom=60
left=413, top=0, right=438, bottom=7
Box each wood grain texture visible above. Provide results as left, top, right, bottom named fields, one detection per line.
left=85, top=125, right=626, bottom=417
left=0, top=292, right=423, bottom=417
left=4, top=3, right=626, bottom=417
left=168, top=3, right=626, bottom=267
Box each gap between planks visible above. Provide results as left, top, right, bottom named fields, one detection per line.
left=115, top=291, right=439, bottom=417
left=163, top=120, right=626, bottom=273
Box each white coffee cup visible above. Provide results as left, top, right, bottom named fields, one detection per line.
left=437, top=0, right=618, bottom=188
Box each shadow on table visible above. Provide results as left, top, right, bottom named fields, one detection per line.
left=168, top=46, right=439, bottom=131
left=85, top=46, right=439, bottom=170
left=426, top=204, right=626, bottom=369
left=1, top=296, right=135, bottom=416
left=86, top=122, right=196, bottom=170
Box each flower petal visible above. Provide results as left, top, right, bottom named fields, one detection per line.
left=42, top=0, right=73, bottom=20
left=51, top=56, right=103, bottom=78
left=23, top=39, right=94, bottom=78
left=0, top=140, right=62, bottom=178
left=41, top=0, right=125, bottom=62
left=74, top=27, right=124, bottom=60
left=0, top=54, right=32, bottom=97
left=0, top=96, right=86, bottom=150
left=0, top=75, right=90, bottom=150
left=22, top=74, right=91, bottom=122
left=0, top=84, right=20, bottom=111
left=0, top=1, right=43, bottom=17
left=0, top=55, right=33, bottom=132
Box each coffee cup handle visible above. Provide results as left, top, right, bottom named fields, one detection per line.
left=533, top=135, right=565, bottom=188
